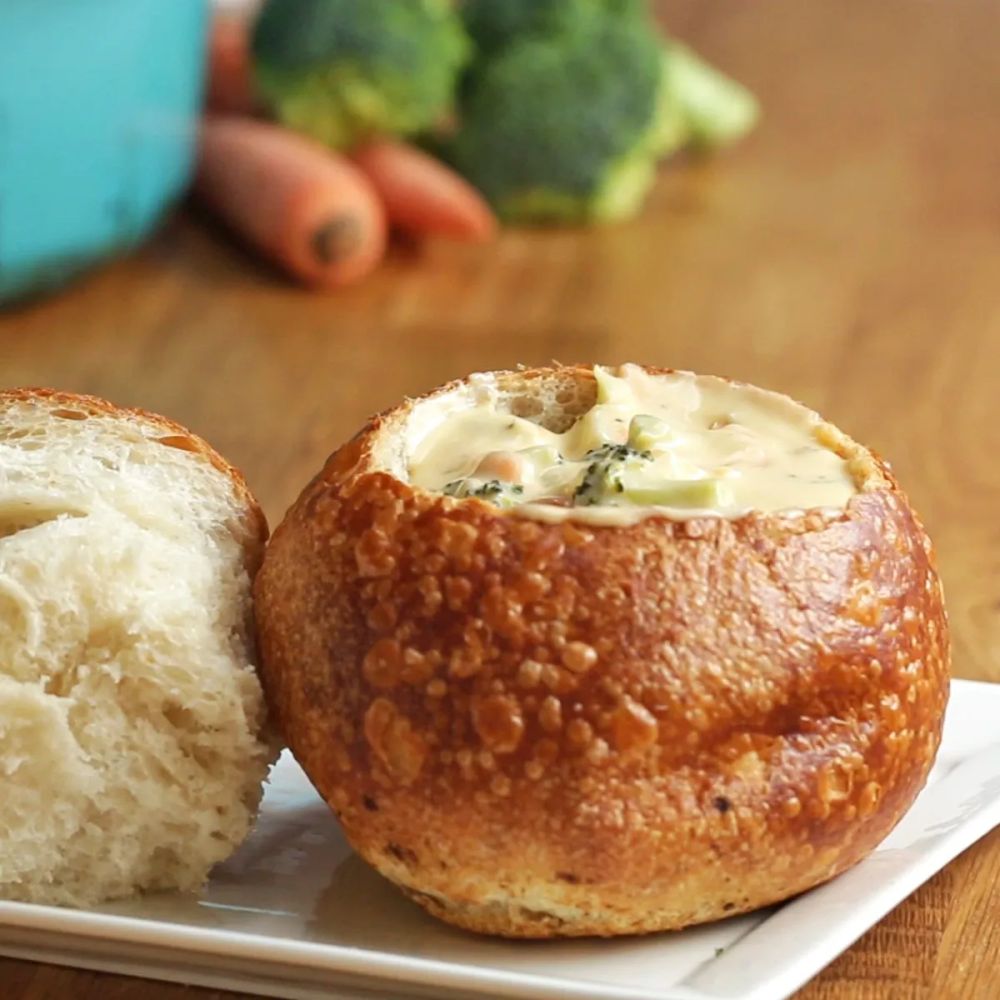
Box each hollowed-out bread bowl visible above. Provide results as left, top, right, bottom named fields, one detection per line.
left=254, top=364, right=949, bottom=938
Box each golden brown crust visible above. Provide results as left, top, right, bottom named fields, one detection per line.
left=0, top=387, right=268, bottom=569
left=254, top=366, right=949, bottom=938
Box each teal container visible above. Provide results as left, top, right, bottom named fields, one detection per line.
left=0, top=0, right=208, bottom=304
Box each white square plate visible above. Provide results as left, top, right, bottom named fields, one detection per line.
left=2, top=678, right=998, bottom=1000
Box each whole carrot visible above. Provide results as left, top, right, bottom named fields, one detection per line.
left=194, top=117, right=387, bottom=288
left=351, top=140, right=498, bottom=243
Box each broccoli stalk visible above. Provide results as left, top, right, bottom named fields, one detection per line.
left=252, top=0, right=470, bottom=150
left=656, top=42, right=760, bottom=153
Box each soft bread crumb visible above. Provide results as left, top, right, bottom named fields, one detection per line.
left=0, top=392, right=273, bottom=907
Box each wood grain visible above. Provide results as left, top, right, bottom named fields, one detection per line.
left=1, top=0, right=998, bottom=996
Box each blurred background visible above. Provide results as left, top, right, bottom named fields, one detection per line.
left=0, top=0, right=997, bottom=687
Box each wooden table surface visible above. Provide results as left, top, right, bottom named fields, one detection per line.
left=2, top=0, right=998, bottom=996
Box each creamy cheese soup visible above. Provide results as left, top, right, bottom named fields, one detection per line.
left=407, top=365, right=857, bottom=522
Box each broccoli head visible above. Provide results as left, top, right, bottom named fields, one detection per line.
left=446, top=13, right=667, bottom=224
left=460, top=0, right=646, bottom=56
left=571, top=443, right=651, bottom=505
left=252, top=0, right=470, bottom=149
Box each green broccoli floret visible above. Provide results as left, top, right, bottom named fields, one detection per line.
left=460, top=0, right=645, bottom=56
left=573, top=443, right=653, bottom=505
left=447, top=1, right=758, bottom=224
left=252, top=0, right=470, bottom=150
left=446, top=13, right=667, bottom=223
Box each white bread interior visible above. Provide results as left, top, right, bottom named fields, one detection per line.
left=0, top=392, right=273, bottom=907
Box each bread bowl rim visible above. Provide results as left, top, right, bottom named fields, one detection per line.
left=353, top=363, right=890, bottom=524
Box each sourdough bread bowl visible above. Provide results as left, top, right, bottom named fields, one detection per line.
left=0, top=389, right=274, bottom=906
left=254, top=364, right=949, bottom=938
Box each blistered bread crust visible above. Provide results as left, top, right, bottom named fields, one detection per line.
left=254, top=366, right=949, bottom=938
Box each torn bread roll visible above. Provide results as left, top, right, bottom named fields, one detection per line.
left=0, top=389, right=274, bottom=907
left=255, top=364, right=949, bottom=938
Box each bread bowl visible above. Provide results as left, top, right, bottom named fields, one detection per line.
left=0, top=389, right=274, bottom=906
left=254, top=363, right=949, bottom=938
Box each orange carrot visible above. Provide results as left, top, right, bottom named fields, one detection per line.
left=194, top=118, right=387, bottom=288
left=351, top=140, right=498, bottom=242
left=206, top=15, right=258, bottom=116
